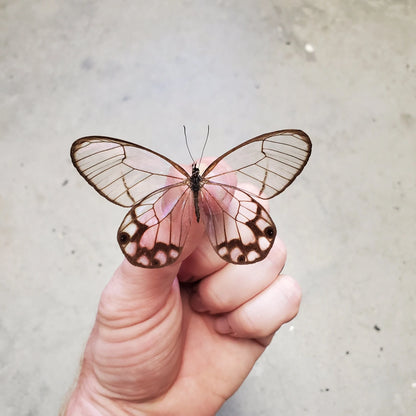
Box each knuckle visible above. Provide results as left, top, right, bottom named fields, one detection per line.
left=207, top=286, right=230, bottom=311
left=281, top=276, right=302, bottom=317
left=237, top=308, right=268, bottom=338
left=199, top=280, right=231, bottom=312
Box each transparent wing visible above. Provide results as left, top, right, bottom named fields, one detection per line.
left=200, top=182, right=276, bottom=264
left=71, top=136, right=190, bottom=207
left=118, top=185, right=194, bottom=268
left=202, top=130, right=311, bottom=199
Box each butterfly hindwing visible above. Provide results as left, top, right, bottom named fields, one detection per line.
left=200, top=182, right=276, bottom=264
left=118, top=185, right=194, bottom=267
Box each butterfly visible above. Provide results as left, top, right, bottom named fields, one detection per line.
left=71, top=129, right=311, bottom=268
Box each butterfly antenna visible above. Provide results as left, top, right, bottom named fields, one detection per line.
left=197, top=125, right=210, bottom=167
left=183, top=125, right=195, bottom=164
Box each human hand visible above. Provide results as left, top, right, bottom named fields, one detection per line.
left=63, top=225, right=300, bottom=416
left=63, top=162, right=302, bottom=416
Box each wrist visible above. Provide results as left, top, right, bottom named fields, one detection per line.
left=62, top=373, right=106, bottom=416
left=62, top=371, right=152, bottom=416
left=62, top=373, right=122, bottom=416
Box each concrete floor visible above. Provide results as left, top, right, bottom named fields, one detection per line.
left=1, top=1, right=415, bottom=414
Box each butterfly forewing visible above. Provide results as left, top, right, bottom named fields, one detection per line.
left=202, top=130, right=311, bottom=199
left=71, top=137, right=189, bottom=207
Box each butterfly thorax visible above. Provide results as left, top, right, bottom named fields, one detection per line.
left=190, top=163, right=203, bottom=222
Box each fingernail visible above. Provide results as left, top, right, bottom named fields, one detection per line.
left=214, top=316, right=233, bottom=334
left=190, top=292, right=208, bottom=313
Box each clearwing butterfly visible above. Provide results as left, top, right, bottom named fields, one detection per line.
left=71, top=129, right=311, bottom=268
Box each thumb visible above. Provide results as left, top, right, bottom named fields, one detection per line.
left=99, top=218, right=204, bottom=323
left=83, top=260, right=184, bottom=401
left=98, top=211, right=203, bottom=325
left=99, top=260, right=180, bottom=322
left=84, top=224, right=206, bottom=399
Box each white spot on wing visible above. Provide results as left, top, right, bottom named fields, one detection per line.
left=258, top=236, right=269, bottom=251
left=218, top=246, right=228, bottom=257
left=125, top=242, right=137, bottom=256
left=247, top=251, right=260, bottom=262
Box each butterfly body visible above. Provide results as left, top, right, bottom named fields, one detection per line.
left=71, top=130, right=311, bottom=268
left=189, top=163, right=203, bottom=222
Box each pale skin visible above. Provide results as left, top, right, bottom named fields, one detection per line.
left=63, top=177, right=302, bottom=415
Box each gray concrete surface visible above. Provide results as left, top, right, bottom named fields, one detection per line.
left=1, top=1, right=415, bottom=415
